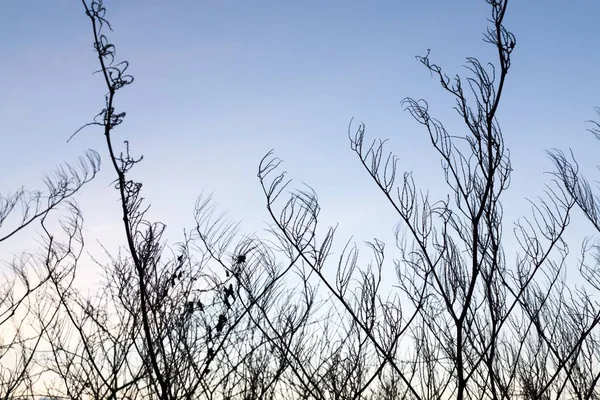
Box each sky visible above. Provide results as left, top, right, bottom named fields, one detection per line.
left=1, top=0, right=600, bottom=289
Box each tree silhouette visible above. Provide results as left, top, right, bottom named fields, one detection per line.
left=2, top=1, right=600, bottom=399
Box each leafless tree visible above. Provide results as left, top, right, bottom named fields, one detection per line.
left=546, top=107, right=600, bottom=400
left=0, top=124, right=99, bottom=398
left=5, top=0, right=600, bottom=399
left=39, top=2, right=317, bottom=400
left=258, top=1, right=597, bottom=399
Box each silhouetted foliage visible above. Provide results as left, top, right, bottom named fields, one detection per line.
left=2, top=0, right=600, bottom=400
left=258, top=0, right=597, bottom=399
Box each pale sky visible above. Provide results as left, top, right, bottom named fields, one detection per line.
left=1, top=1, right=599, bottom=287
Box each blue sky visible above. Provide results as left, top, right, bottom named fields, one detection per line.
left=1, top=1, right=599, bottom=285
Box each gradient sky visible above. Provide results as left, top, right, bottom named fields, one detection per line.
left=1, top=1, right=599, bottom=288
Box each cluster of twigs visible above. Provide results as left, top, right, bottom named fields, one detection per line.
left=1, top=1, right=599, bottom=399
